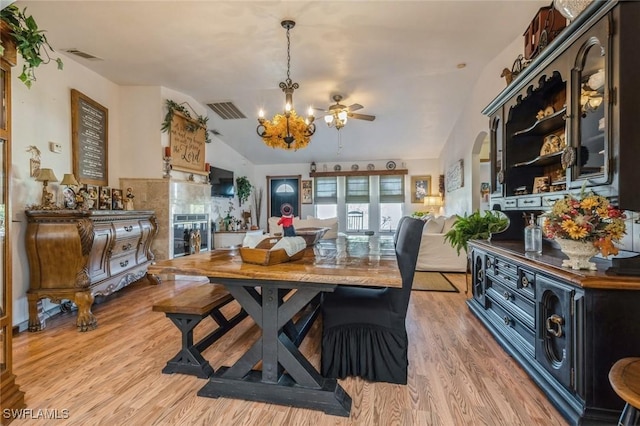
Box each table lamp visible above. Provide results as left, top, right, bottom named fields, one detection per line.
left=35, top=168, right=59, bottom=209
left=60, top=173, right=79, bottom=188
left=423, top=194, right=444, bottom=214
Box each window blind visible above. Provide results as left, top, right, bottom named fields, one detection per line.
left=379, top=175, right=405, bottom=203
left=314, top=177, right=337, bottom=204
left=345, top=176, right=370, bottom=203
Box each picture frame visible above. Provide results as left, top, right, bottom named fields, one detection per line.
left=301, top=180, right=312, bottom=204
left=30, top=158, right=41, bottom=178
left=99, top=186, right=112, bottom=210
left=83, top=184, right=99, bottom=210
left=410, top=175, right=431, bottom=204
left=62, top=187, right=77, bottom=209
left=446, top=159, right=464, bottom=193
left=71, top=89, right=109, bottom=186
left=533, top=176, right=550, bottom=194
left=111, top=188, right=124, bottom=210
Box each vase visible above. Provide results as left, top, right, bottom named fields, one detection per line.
left=556, top=238, right=599, bottom=270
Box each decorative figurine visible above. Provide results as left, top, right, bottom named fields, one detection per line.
left=277, top=203, right=296, bottom=237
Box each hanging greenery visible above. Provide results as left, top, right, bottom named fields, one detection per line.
left=161, top=99, right=211, bottom=143
left=0, top=5, right=64, bottom=88
left=236, top=176, right=252, bottom=206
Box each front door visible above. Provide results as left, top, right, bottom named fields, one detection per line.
left=268, top=175, right=301, bottom=219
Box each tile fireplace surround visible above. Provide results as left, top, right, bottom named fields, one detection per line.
left=119, top=178, right=213, bottom=260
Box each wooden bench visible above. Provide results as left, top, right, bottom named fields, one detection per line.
left=153, top=284, right=248, bottom=378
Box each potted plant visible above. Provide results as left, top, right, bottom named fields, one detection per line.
left=0, top=5, right=63, bottom=88
left=235, top=176, right=251, bottom=207
left=444, top=210, right=510, bottom=255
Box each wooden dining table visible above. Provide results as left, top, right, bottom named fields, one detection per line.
left=147, top=236, right=401, bottom=417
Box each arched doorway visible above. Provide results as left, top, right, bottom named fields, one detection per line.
left=471, top=131, right=490, bottom=212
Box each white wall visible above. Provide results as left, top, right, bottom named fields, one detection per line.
left=11, top=54, right=121, bottom=325
left=439, top=36, right=524, bottom=216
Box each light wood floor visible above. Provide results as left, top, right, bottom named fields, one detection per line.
left=11, top=274, right=567, bottom=425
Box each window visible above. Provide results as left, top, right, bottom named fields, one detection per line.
left=345, top=176, right=370, bottom=232
left=315, top=177, right=337, bottom=219
left=379, top=175, right=405, bottom=233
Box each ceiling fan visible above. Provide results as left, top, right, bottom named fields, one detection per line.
left=318, top=95, right=376, bottom=130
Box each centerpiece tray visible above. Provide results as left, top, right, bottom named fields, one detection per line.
left=239, top=237, right=305, bottom=266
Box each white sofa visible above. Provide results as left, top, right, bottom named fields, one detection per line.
left=415, top=215, right=467, bottom=272
left=268, top=216, right=339, bottom=239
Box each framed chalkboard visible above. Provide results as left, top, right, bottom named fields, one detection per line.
left=71, top=89, right=108, bottom=186
left=169, top=112, right=206, bottom=174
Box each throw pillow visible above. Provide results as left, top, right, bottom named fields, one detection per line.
left=423, top=216, right=445, bottom=233
left=442, top=215, right=459, bottom=233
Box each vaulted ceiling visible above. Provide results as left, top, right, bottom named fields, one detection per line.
left=19, top=0, right=549, bottom=164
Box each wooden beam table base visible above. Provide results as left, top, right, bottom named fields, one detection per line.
left=196, top=279, right=352, bottom=417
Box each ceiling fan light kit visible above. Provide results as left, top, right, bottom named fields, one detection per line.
left=322, top=94, right=376, bottom=131
left=256, top=20, right=315, bottom=151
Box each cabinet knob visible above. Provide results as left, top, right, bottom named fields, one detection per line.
left=503, top=316, right=511, bottom=326
left=124, top=225, right=133, bottom=232
left=521, top=276, right=529, bottom=287
left=503, top=291, right=511, bottom=301
left=122, top=243, right=132, bottom=251
left=546, top=314, right=564, bottom=338
left=477, top=270, right=484, bottom=282
left=120, top=260, right=129, bottom=268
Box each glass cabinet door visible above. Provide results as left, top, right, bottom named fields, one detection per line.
left=489, top=113, right=504, bottom=199
left=567, top=18, right=609, bottom=187
left=0, top=59, right=7, bottom=376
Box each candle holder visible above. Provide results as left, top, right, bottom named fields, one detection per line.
left=163, top=156, right=172, bottom=179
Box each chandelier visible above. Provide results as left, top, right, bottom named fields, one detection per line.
left=257, top=20, right=315, bottom=150
left=324, top=110, right=348, bottom=130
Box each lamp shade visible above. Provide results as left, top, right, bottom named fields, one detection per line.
left=423, top=195, right=443, bottom=207
left=35, top=168, right=58, bottom=183
left=60, top=173, right=79, bottom=186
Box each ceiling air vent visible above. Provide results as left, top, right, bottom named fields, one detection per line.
left=207, top=102, right=246, bottom=120
left=64, top=48, right=103, bottom=61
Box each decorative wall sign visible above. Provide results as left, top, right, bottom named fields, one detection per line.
left=169, top=112, right=206, bottom=174
left=71, top=89, right=108, bottom=186
left=446, top=159, right=464, bottom=193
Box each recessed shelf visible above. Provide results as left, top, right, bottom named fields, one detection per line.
left=512, top=151, right=564, bottom=168
left=513, top=108, right=567, bottom=138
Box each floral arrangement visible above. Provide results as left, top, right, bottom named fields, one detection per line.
left=543, top=191, right=626, bottom=257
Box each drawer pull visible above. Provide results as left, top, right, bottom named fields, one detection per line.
left=486, top=258, right=493, bottom=268
left=503, top=291, right=511, bottom=301
left=119, top=260, right=129, bottom=268
left=122, top=243, right=132, bottom=251
left=521, top=276, right=529, bottom=287
left=124, top=225, right=133, bottom=232
left=503, top=316, right=511, bottom=326
left=546, top=314, right=564, bottom=338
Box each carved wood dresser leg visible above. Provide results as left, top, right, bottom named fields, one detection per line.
left=74, top=291, right=97, bottom=332
left=27, top=293, right=45, bottom=332
left=147, top=273, right=161, bottom=285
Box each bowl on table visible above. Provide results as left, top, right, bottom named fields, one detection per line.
left=295, top=227, right=329, bottom=247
